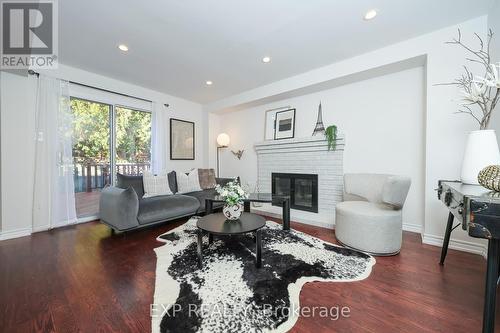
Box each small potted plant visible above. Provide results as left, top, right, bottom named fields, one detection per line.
left=215, top=180, right=249, bottom=220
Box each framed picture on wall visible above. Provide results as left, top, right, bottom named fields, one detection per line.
left=274, top=108, right=296, bottom=140
left=170, top=118, right=195, bottom=160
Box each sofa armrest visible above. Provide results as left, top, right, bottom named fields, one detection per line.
left=99, top=186, right=140, bottom=231
left=215, top=177, right=240, bottom=187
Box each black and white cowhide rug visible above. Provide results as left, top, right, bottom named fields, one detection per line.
left=152, top=217, right=375, bottom=333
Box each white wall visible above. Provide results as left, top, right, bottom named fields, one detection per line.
left=208, top=113, right=221, bottom=172
left=217, top=67, right=425, bottom=232
left=488, top=1, right=500, bottom=140
left=489, top=0, right=500, bottom=63
left=0, top=65, right=207, bottom=239
left=208, top=16, right=490, bottom=256
left=0, top=72, right=36, bottom=239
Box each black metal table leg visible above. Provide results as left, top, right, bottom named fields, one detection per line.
left=439, top=212, right=454, bottom=265
left=255, top=230, right=262, bottom=268
left=244, top=201, right=251, bottom=213
left=197, top=229, right=203, bottom=268
left=483, top=239, right=500, bottom=333
left=205, top=199, right=213, bottom=215
left=498, top=253, right=500, bottom=281
left=282, top=198, right=290, bottom=231
left=208, top=233, right=213, bottom=245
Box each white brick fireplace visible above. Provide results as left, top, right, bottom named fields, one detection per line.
left=253, top=135, right=345, bottom=228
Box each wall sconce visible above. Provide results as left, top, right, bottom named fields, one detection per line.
left=231, top=150, right=244, bottom=160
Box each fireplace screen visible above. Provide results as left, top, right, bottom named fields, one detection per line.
left=272, top=173, right=318, bottom=213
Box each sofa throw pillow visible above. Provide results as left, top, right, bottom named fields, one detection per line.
left=117, top=173, right=145, bottom=198
left=167, top=171, right=178, bottom=193
left=176, top=168, right=202, bottom=194
left=198, top=168, right=217, bottom=189
left=142, top=170, right=173, bottom=198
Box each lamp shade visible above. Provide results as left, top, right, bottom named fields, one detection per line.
left=217, top=133, right=230, bottom=147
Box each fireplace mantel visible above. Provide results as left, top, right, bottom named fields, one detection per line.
left=253, top=135, right=345, bottom=228
left=254, top=134, right=345, bottom=153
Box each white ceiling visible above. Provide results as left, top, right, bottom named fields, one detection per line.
left=59, top=0, right=493, bottom=104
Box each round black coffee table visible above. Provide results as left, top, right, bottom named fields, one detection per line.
left=196, top=213, right=265, bottom=268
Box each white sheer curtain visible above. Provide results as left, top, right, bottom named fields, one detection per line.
left=151, top=102, right=168, bottom=174
left=32, top=75, right=77, bottom=230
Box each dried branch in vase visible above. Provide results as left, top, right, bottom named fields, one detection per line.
left=439, top=29, right=500, bottom=130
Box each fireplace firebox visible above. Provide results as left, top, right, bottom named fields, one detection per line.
left=272, top=173, right=318, bottom=213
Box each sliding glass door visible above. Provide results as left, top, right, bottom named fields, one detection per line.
left=71, top=99, right=152, bottom=219
left=115, top=106, right=152, bottom=176
left=71, top=98, right=112, bottom=219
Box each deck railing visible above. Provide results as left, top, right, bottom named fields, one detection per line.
left=74, top=162, right=150, bottom=192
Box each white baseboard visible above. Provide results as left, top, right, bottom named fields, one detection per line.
left=0, top=217, right=486, bottom=260
left=422, top=233, right=487, bottom=258
left=253, top=203, right=425, bottom=233
left=403, top=223, right=422, bottom=234
left=288, top=218, right=334, bottom=229
left=32, top=225, right=49, bottom=233
left=252, top=207, right=334, bottom=229
left=76, top=215, right=99, bottom=223
left=32, top=217, right=90, bottom=233
left=1, top=217, right=94, bottom=241
left=0, top=227, right=32, bottom=241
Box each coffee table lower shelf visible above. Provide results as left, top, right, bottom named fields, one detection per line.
left=196, top=213, right=265, bottom=269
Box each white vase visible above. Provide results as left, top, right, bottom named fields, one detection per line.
left=461, top=130, right=500, bottom=185
left=223, top=203, right=243, bottom=220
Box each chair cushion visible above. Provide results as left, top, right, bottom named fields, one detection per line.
left=335, top=201, right=402, bottom=255
left=336, top=200, right=400, bottom=218
left=382, top=176, right=411, bottom=209
left=137, top=194, right=199, bottom=225
left=343, top=173, right=411, bottom=209
left=343, top=174, right=390, bottom=203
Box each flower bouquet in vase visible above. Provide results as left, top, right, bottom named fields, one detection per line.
left=215, top=180, right=249, bottom=220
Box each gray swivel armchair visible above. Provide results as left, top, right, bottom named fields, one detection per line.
left=335, top=173, right=411, bottom=256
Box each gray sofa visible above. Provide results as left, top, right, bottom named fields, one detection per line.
left=99, top=172, right=233, bottom=232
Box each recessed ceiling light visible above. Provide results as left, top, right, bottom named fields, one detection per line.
left=364, top=9, right=377, bottom=20
left=118, top=44, right=129, bottom=52
left=262, top=56, right=271, bottom=63
left=206, top=80, right=213, bottom=85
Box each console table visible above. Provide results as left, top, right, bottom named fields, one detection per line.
left=437, top=180, right=500, bottom=333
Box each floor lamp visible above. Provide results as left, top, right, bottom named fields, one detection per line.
left=216, top=133, right=230, bottom=177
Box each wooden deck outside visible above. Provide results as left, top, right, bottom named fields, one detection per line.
left=74, top=163, right=149, bottom=218
left=75, top=190, right=101, bottom=218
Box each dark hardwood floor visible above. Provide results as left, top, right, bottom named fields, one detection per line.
left=0, top=216, right=498, bottom=333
